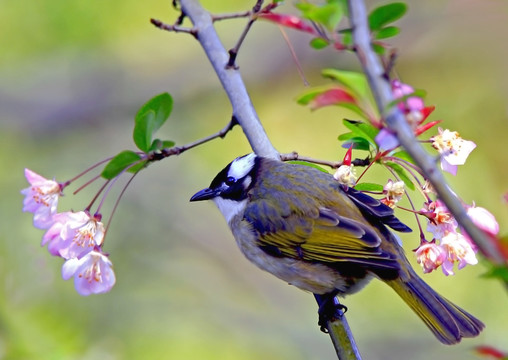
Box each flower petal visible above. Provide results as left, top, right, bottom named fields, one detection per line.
left=62, top=257, right=81, bottom=280
left=72, top=251, right=116, bottom=296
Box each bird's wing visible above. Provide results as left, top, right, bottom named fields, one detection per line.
left=244, top=200, right=399, bottom=270
left=345, top=187, right=412, bottom=233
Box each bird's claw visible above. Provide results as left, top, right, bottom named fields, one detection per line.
left=314, top=293, right=348, bottom=333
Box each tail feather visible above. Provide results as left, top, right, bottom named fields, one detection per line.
left=387, top=272, right=484, bottom=345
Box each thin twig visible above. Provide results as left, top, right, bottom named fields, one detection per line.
left=179, top=0, right=279, bottom=160
left=280, top=151, right=370, bottom=168
left=150, top=18, right=197, bottom=38
left=150, top=116, right=238, bottom=160
left=347, top=0, right=507, bottom=268
left=212, top=11, right=251, bottom=21
left=226, top=0, right=265, bottom=69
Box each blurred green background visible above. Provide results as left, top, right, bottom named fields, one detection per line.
left=1, top=0, right=507, bottom=359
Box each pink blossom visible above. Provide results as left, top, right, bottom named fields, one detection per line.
left=415, top=241, right=446, bottom=273
left=43, top=211, right=105, bottom=260
left=424, top=201, right=458, bottom=240
left=431, top=128, right=476, bottom=175
left=41, top=213, right=68, bottom=256
left=62, top=250, right=116, bottom=296
left=440, top=232, right=478, bottom=276
left=392, top=80, right=424, bottom=112
left=375, top=81, right=429, bottom=150
left=467, top=205, right=499, bottom=236
left=21, top=168, right=62, bottom=229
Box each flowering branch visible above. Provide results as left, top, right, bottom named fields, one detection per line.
left=347, top=0, right=507, bottom=270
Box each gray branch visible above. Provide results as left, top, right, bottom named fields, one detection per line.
left=179, top=0, right=279, bottom=160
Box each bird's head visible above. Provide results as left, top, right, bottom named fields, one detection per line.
left=190, top=153, right=258, bottom=223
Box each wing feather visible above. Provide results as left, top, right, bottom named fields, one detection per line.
left=345, top=187, right=412, bottom=233
left=245, top=201, right=399, bottom=270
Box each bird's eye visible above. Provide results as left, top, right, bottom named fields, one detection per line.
left=225, top=176, right=236, bottom=186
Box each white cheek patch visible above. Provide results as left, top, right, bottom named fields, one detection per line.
left=243, top=175, right=252, bottom=189
left=213, top=197, right=247, bottom=224
left=228, top=153, right=256, bottom=180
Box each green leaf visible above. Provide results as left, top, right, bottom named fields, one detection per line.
left=149, top=139, right=176, bottom=152
left=133, top=92, right=173, bottom=152
left=368, top=3, right=407, bottom=31
left=372, top=42, right=386, bottom=55
left=296, top=0, right=343, bottom=30
left=343, top=119, right=379, bottom=142
left=482, top=265, right=508, bottom=282
left=287, top=161, right=329, bottom=173
left=341, top=30, right=353, bottom=46
left=340, top=136, right=371, bottom=151
left=310, top=37, right=330, bottom=50
left=392, top=150, right=414, bottom=164
left=127, top=161, right=148, bottom=174
left=374, top=26, right=400, bottom=39
left=384, top=161, right=415, bottom=190
left=133, top=110, right=155, bottom=152
left=338, top=119, right=379, bottom=151
left=102, top=150, right=143, bottom=179
left=354, top=182, right=384, bottom=192
left=340, top=119, right=379, bottom=150
left=336, top=102, right=368, bottom=119
left=322, top=69, right=369, bottom=98
left=161, top=140, right=176, bottom=149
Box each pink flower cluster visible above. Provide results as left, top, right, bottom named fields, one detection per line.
left=375, top=80, right=475, bottom=175
left=415, top=200, right=499, bottom=275
left=375, top=80, right=430, bottom=150
left=21, top=169, right=115, bottom=296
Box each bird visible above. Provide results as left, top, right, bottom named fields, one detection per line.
left=190, top=153, right=484, bottom=344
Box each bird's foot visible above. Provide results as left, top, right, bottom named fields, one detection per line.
left=314, top=292, right=348, bottom=333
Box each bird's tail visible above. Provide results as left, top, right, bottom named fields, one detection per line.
left=386, top=270, right=484, bottom=345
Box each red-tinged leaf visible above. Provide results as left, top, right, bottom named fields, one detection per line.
left=258, top=13, right=318, bottom=35
left=421, top=105, right=435, bottom=120
left=333, top=41, right=346, bottom=50
left=343, top=145, right=353, bottom=166
left=475, top=345, right=507, bottom=359
left=310, top=88, right=356, bottom=110
left=415, top=120, right=441, bottom=136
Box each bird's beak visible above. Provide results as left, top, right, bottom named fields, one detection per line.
left=190, top=188, right=218, bottom=202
